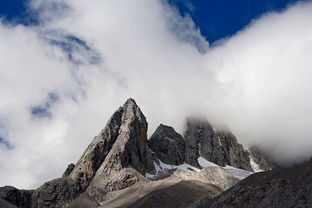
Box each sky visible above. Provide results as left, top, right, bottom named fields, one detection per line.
left=1, top=0, right=312, bottom=189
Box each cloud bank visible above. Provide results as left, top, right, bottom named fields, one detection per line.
left=1, top=0, right=312, bottom=188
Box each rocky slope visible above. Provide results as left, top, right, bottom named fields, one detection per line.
left=0, top=98, right=277, bottom=208
left=191, top=160, right=312, bottom=208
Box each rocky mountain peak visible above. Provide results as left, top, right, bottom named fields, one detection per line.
left=148, top=124, right=185, bottom=165
left=82, top=98, right=155, bottom=203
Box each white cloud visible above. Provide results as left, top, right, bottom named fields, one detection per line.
left=1, top=0, right=312, bottom=188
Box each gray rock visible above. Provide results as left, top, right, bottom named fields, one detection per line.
left=31, top=177, right=81, bottom=208
left=217, top=131, right=253, bottom=171
left=69, top=102, right=125, bottom=190
left=184, top=118, right=225, bottom=168
left=69, top=99, right=155, bottom=192
left=85, top=98, right=156, bottom=204
left=184, top=118, right=253, bottom=171
left=0, top=186, right=33, bottom=208
left=249, top=145, right=279, bottom=171
left=148, top=124, right=185, bottom=165
left=62, top=163, right=75, bottom=177
left=67, top=192, right=98, bottom=208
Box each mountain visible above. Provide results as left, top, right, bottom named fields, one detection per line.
left=0, top=98, right=298, bottom=208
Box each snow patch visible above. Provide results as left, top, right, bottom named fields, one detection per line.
left=146, top=158, right=256, bottom=181
left=198, top=157, right=218, bottom=168
left=177, top=163, right=200, bottom=172
left=224, top=165, right=253, bottom=180
left=249, top=156, right=263, bottom=172
left=146, top=159, right=201, bottom=179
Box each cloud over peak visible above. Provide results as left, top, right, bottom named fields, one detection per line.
left=1, top=0, right=312, bottom=188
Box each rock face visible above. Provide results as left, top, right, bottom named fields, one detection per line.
left=69, top=99, right=155, bottom=195
left=83, top=98, right=155, bottom=203
left=69, top=103, right=126, bottom=190
left=184, top=118, right=253, bottom=171
left=194, top=161, right=312, bottom=208
left=184, top=119, right=225, bottom=168
left=148, top=124, right=185, bottom=165
left=217, top=131, right=252, bottom=171
left=249, top=145, right=279, bottom=171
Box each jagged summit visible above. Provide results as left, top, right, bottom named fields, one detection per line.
left=69, top=97, right=154, bottom=192
left=0, top=98, right=282, bottom=208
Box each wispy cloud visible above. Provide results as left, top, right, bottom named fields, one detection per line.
left=1, top=0, right=312, bottom=188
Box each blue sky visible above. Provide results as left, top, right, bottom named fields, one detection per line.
left=0, top=0, right=307, bottom=42
left=168, top=0, right=306, bottom=42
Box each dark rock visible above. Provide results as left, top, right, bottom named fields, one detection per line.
left=0, top=198, right=17, bottom=208
left=31, top=177, right=81, bottom=208
left=249, top=145, right=279, bottom=171
left=0, top=186, right=33, bottom=208
left=62, top=163, right=75, bottom=177
left=148, top=124, right=185, bottom=165
left=127, top=180, right=222, bottom=208
left=204, top=161, right=312, bottom=208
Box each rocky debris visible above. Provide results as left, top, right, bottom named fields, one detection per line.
left=67, top=192, right=98, bottom=208
left=172, top=167, right=239, bottom=191
left=99, top=175, right=182, bottom=208
left=148, top=124, right=185, bottom=165
left=62, top=163, right=75, bottom=177
left=128, top=180, right=222, bottom=208
left=87, top=168, right=148, bottom=203
left=249, top=145, right=279, bottom=171
left=184, top=118, right=253, bottom=171
left=0, top=186, right=33, bottom=208
left=195, top=161, right=312, bottom=208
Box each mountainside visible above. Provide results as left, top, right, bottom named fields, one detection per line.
left=1, top=98, right=298, bottom=208
left=191, top=160, right=312, bottom=208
